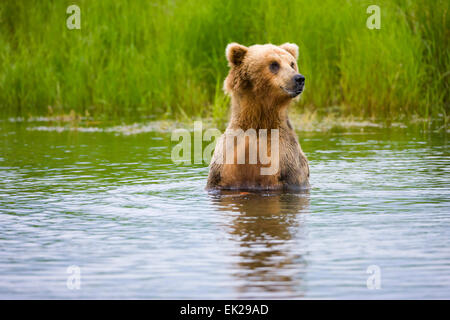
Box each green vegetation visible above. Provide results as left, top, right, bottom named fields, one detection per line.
left=0, top=0, right=448, bottom=121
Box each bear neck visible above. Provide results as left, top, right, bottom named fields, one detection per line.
left=229, top=93, right=291, bottom=130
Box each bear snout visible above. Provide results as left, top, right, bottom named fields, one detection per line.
left=287, top=74, right=305, bottom=97
left=294, top=74, right=305, bottom=87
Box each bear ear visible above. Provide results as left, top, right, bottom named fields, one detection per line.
left=279, top=43, right=299, bottom=60
left=226, top=42, right=248, bottom=66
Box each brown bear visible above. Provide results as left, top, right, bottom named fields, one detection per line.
left=206, top=43, right=310, bottom=191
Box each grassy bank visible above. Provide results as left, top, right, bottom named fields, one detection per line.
left=0, top=0, right=448, bottom=121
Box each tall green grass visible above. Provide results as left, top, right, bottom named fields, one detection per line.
left=0, top=0, right=448, bottom=120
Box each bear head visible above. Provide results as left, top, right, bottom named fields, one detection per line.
left=224, top=42, right=305, bottom=105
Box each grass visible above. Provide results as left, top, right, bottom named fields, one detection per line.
left=0, top=0, right=448, bottom=122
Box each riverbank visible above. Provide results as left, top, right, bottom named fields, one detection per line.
left=3, top=109, right=448, bottom=135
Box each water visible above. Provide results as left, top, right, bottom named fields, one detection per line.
left=0, top=121, right=449, bottom=299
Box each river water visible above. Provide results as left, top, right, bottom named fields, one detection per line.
left=0, top=121, right=449, bottom=299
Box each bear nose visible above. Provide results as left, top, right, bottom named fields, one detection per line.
left=294, top=74, right=305, bottom=86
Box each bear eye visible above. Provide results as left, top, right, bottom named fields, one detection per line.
left=269, top=61, right=280, bottom=73
left=290, top=62, right=295, bottom=69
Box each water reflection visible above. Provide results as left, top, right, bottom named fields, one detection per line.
left=210, top=190, right=310, bottom=298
